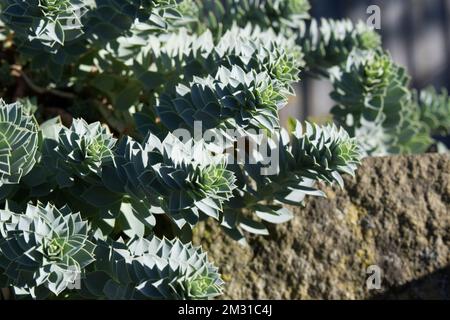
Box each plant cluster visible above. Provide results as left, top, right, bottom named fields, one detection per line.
left=293, top=19, right=449, bottom=155
left=0, top=0, right=447, bottom=300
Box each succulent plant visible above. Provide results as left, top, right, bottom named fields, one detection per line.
left=214, top=25, right=303, bottom=92
left=0, top=0, right=182, bottom=80
left=142, top=134, right=237, bottom=229
left=3, top=0, right=428, bottom=301
left=15, top=116, right=64, bottom=201
left=415, top=87, right=450, bottom=137
left=0, top=19, right=7, bottom=41
left=99, top=133, right=237, bottom=234
left=330, top=50, right=431, bottom=155
left=0, top=202, right=95, bottom=298
left=101, top=23, right=303, bottom=126
left=0, top=0, right=89, bottom=51
left=81, top=236, right=223, bottom=300
left=54, top=118, right=117, bottom=185
left=0, top=100, right=39, bottom=187
left=86, top=0, right=179, bottom=43
left=157, top=65, right=288, bottom=141
left=296, top=18, right=381, bottom=75
left=181, top=0, right=310, bottom=36
left=218, top=120, right=361, bottom=241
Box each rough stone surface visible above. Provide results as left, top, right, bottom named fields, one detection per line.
left=193, top=154, right=450, bottom=299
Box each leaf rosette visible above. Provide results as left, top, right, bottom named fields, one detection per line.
left=0, top=100, right=39, bottom=186
left=0, top=202, right=95, bottom=297
left=82, top=236, right=223, bottom=300
left=54, top=118, right=117, bottom=185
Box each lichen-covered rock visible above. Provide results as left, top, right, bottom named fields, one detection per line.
left=193, top=154, right=450, bottom=299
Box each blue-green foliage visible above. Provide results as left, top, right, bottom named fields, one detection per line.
left=2, top=0, right=445, bottom=301
left=330, top=50, right=432, bottom=155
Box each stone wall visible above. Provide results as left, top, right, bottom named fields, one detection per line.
left=193, top=154, right=450, bottom=299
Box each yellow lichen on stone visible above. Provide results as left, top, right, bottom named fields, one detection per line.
left=345, top=203, right=366, bottom=226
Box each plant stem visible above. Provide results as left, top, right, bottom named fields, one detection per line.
left=11, top=65, right=76, bottom=100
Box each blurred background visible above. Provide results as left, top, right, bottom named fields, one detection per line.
left=283, top=0, right=450, bottom=123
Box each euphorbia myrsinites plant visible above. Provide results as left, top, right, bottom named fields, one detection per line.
left=0, top=0, right=446, bottom=299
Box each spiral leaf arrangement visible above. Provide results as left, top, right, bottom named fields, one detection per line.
left=81, top=236, right=223, bottom=300
left=0, top=0, right=88, bottom=51
left=330, top=50, right=431, bottom=155
left=0, top=201, right=95, bottom=297
left=54, top=119, right=117, bottom=184
left=0, top=100, right=39, bottom=187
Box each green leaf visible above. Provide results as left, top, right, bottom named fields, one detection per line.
left=115, top=82, right=142, bottom=111
left=81, top=186, right=123, bottom=208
